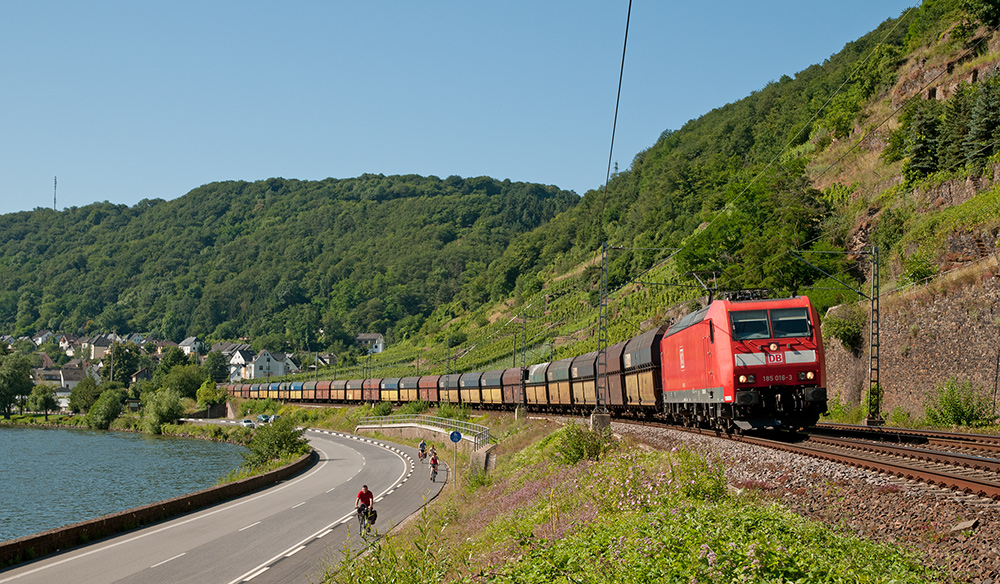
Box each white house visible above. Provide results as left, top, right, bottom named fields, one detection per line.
left=228, top=348, right=255, bottom=381
left=355, top=333, right=385, bottom=354
left=244, top=350, right=300, bottom=380
left=247, top=350, right=281, bottom=380
left=179, top=336, right=205, bottom=356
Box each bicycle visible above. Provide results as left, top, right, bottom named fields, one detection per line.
left=357, top=504, right=375, bottom=534
left=430, top=463, right=438, bottom=482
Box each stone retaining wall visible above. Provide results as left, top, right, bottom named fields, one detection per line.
left=826, top=268, right=1000, bottom=418
left=0, top=450, right=316, bottom=568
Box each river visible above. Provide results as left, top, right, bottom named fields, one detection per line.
left=0, top=425, right=246, bottom=542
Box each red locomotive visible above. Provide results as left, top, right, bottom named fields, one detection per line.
left=660, top=296, right=827, bottom=431
left=222, top=296, right=828, bottom=431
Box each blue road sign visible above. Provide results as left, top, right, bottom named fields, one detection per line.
left=450, top=431, right=462, bottom=443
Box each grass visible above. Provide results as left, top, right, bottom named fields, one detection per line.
left=321, top=416, right=943, bottom=584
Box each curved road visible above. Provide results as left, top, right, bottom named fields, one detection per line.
left=0, top=429, right=447, bottom=584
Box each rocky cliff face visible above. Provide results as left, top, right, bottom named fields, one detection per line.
left=825, top=259, right=1000, bottom=419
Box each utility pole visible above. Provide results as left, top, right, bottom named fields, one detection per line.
left=592, top=241, right=611, bottom=431
left=865, top=246, right=883, bottom=426
left=790, top=246, right=883, bottom=425
left=53, top=176, right=57, bottom=211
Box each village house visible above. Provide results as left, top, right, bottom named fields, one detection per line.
left=355, top=333, right=385, bottom=354
left=179, top=336, right=205, bottom=356
left=242, top=350, right=299, bottom=380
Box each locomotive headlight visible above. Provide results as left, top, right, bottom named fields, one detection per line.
left=738, top=374, right=756, bottom=383
left=797, top=371, right=817, bottom=381
left=768, top=342, right=779, bottom=351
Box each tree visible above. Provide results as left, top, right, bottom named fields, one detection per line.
left=163, top=364, right=207, bottom=399
left=902, top=99, right=943, bottom=182
left=202, top=351, right=230, bottom=384
left=241, top=416, right=310, bottom=469
left=69, top=376, right=102, bottom=414
left=962, top=0, right=1000, bottom=27
left=157, top=346, right=190, bottom=374
left=143, top=388, right=184, bottom=434
left=196, top=378, right=227, bottom=412
left=152, top=346, right=191, bottom=389
left=0, top=352, right=33, bottom=418
left=101, top=342, right=145, bottom=387
left=86, top=388, right=127, bottom=429
left=939, top=82, right=974, bottom=172
left=964, top=74, right=1000, bottom=168
left=27, top=384, right=58, bottom=420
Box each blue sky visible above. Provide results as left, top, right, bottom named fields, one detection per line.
left=1, top=1, right=919, bottom=216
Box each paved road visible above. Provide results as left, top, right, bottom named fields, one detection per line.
left=0, top=429, right=448, bottom=584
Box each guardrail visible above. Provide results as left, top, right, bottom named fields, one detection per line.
left=357, top=414, right=491, bottom=450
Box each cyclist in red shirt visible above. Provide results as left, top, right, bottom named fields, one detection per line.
left=355, top=484, right=375, bottom=532
left=355, top=485, right=374, bottom=510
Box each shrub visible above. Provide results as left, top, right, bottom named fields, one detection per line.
left=241, top=416, right=310, bottom=469
left=434, top=403, right=469, bottom=421
left=823, top=305, right=867, bottom=354
left=395, top=400, right=430, bottom=416
left=86, top=388, right=128, bottom=430
left=925, top=378, right=996, bottom=427
left=143, top=388, right=184, bottom=434
left=240, top=398, right=282, bottom=417
left=556, top=423, right=615, bottom=464
left=371, top=402, right=393, bottom=417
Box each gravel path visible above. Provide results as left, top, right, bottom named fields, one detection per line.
left=613, top=422, right=1000, bottom=584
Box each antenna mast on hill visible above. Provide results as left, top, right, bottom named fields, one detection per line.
left=53, top=176, right=57, bottom=210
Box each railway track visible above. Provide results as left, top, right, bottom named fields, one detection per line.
left=617, top=418, right=1000, bottom=501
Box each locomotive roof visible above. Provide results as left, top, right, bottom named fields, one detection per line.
left=663, top=296, right=812, bottom=338
left=665, top=306, right=710, bottom=337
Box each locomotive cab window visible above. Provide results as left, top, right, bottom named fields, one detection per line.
left=770, top=308, right=811, bottom=338
left=730, top=310, right=770, bottom=340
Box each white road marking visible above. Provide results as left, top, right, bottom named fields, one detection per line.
left=243, top=566, right=269, bottom=581
left=238, top=521, right=261, bottom=532
left=150, top=553, right=186, bottom=568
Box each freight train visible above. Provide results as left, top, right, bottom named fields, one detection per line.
left=222, top=295, right=827, bottom=432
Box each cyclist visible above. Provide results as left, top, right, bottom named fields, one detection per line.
left=429, top=453, right=439, bottom=482
left=418, top=439, right=427, bottom=460
left=355, top=485, right=375, bottom=531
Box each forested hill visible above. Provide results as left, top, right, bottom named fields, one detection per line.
left=0, top=174, right=578, bottom=349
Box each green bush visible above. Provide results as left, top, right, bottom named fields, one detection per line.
left=86, top=388, right=128, bottom=430
left=823, top=305, right=867, bottom=354
left=143, top=388, right=184, bottom=434
left=925, top=378, right=996, bottom=427
left=396, top=400, right=430, bottom=415
left=240, top=398, right=282, bottom=417
left=555, top=423, right=615, bottom=465
left=241, top=416, right=310, bottom=469
left=433, top=403, right=469, bottom=421
left=372, top=402, right=393, bottom=417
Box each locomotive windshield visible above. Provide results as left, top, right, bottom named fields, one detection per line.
left=730, top=310, right=770, bottom=340
left=771, top=307, right=811, bottom=338
left=730, top=307, right=812, bottom=340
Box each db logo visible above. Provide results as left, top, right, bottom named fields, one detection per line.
left=766, top=353, right=784, bottom=364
